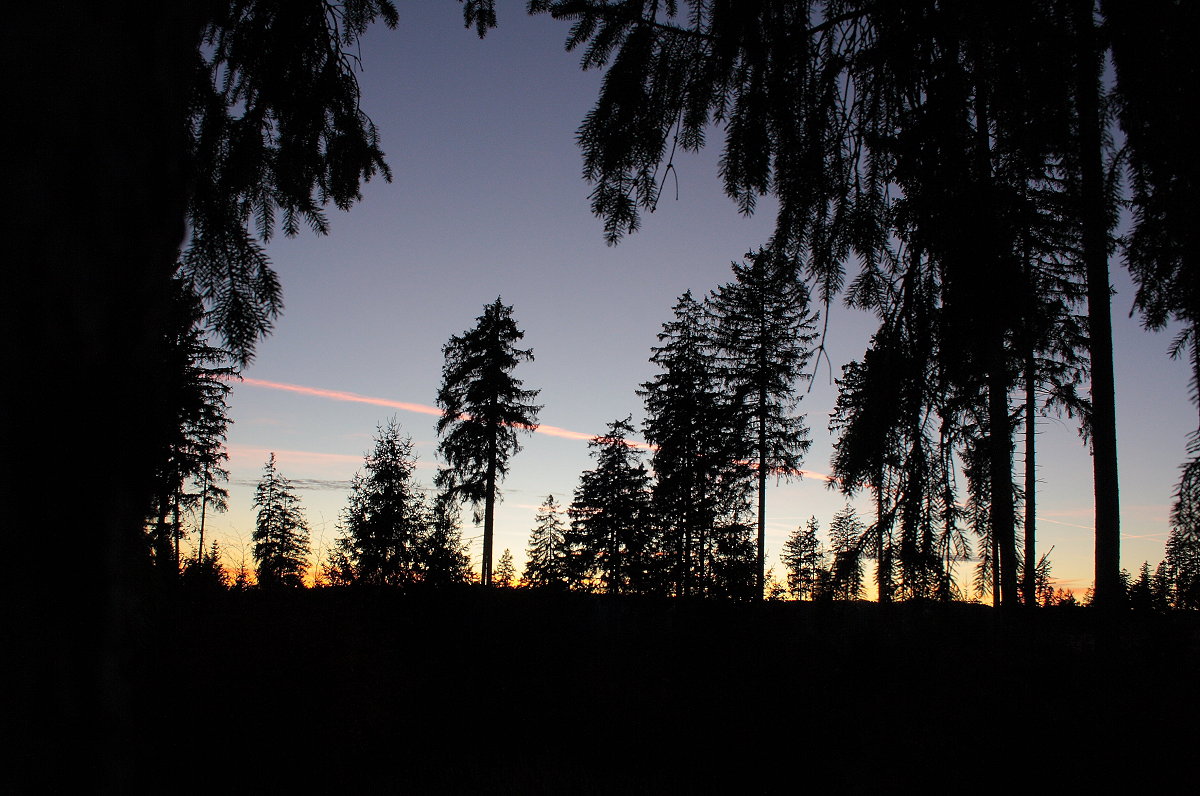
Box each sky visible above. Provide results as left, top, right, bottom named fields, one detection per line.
left=204, top=3, right=1193, bottom=596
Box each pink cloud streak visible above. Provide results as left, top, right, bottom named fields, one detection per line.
left=237, top=377, right=834, bottom=479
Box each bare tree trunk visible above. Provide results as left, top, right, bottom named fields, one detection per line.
left=198, top=467, right=209, bottom=566
left=757, top=403, right=768, bottom=600
left=989, top=356, right=1020, bottom=608
left=1024, top=355, right=1038, bottom=606
left=1074, top=0, right=1122, bottom=609
left=483, top=429, right=497, bottom=586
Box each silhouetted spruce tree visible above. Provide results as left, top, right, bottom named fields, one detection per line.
left=436, top=298, right=542, bottom=586
left=781, top=517, right=825, bottom=601
left=710, top=249, right=819, bottom=599
left=824, top=506, right=866, bottom=601
left=146, top=277, right=236, bottom=578
left=523, top=495, right=570, bottom=589
left=494, top=549, right=516, bottom=588
left=182, top=541, right=230, bottom=591
left=1163, top=467, right=1200, bottom=609
left=421, top=492, right=474, bottom=587
left=334, top=419, right=428, bottom=586
left=252, top=454, right=311, bottom=589
left=641, top=292, right=753, bottom=597
left=567, top=417, right=653, bottom=594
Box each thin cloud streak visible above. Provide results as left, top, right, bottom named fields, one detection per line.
left=227, top=443, right=361, bottom=465
left=242, top=377, right=444, bottom=417
left=240, top=377, right=660, bottom=449
left=239, top=377, right=838, bottom=479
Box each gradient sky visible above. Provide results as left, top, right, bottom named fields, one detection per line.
left=206, top=4, right=1192, bottom=596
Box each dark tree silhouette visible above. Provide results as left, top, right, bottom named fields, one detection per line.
left=421, top=492, right=475, bottom=587
left=436, top=297, right=542, bottom=586
left=1164, top=464, right=1200, bottom=609
left=823, top=505, right=867, bottom=601
left=182, top=540, right=230, bottom=591
left=333, top=419, right=428, bottom=586
left=641, top=292, right=753, bottom=597
left=252, top=453, right=311, bottom=589
left=710, top=249, right=818, bottom=599
left=523, top=495, right=570, bottom=589
left=494, top=549, right=517, bottom=588
left=567, top=418, right=653, bottom=594
left=781, top=517, right=825, bottom=601
left=145, top=277, right=236, bottom=578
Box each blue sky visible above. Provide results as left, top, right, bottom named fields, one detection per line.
left=203, top=4, right=1192, bottom=595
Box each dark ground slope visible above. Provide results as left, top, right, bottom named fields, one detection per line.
left=138, top=589, right=1199, bottom=792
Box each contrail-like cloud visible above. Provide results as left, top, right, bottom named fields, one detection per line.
left=238, top=377, right=832, bottom=478
left=242, top=377, right=443, bottom=417
left=240, top=377, right=657, bottom=449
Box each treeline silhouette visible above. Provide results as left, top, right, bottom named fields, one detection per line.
left=171, top=282, right=1200, bottom=611
left=8, top=1, right=1200, bottom=791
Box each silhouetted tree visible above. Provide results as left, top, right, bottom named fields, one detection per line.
left=182, top=540, right=230, bottom=591
left=1163, top=470, right=1200, bottom=609
left=335, top=419, right=428, bottom=586
left=824, top=506, right=866, bottom=601
left=567, top=417, right=653, bottom=594
left=436, top=297, right=542, bottom=586
left=494, top=549, right=516, bottom=588
left=710, top=248, right=819, bottom=598
left=781, top=517, right=825, bottom=601
left=641, top=292, right=752, bottom=597
left=524, top=495, right=570, bottom=589
left=421, top=492, right=474, bottom=586
left=252, top=454, right=311, bottom=589
left=146, top=277, right=236, bottom=578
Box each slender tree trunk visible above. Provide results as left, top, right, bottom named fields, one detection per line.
left=1024, top=355, right=1038, bottom=606
left=483, top=428, right=497, bottom=586
left=1075, top=0, right=1122, bottom=609
left=757, top=402, right=768, bottom=600
left=989, top=360, right=1020, bottom=608
left=198, top=467, right=209, bottom=566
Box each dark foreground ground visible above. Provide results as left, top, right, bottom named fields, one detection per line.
left=21, top=589, right=1200, bottom=792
